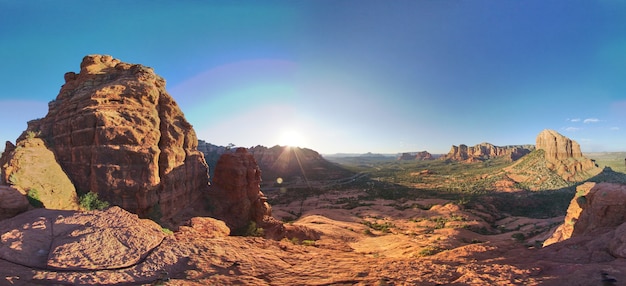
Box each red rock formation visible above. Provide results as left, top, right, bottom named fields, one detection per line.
left=208, top=148, right=284, bottom=237
left=18, top=55, right=209, bottom=221
left=544, top=182, right=626, bottom=246
left=398, top=151, right=433, bottom=161
left=443, top=142, right=533, bottom=162
left=0, top=138, right=80, bottom=210
left=535, top=129, right=599, bottom=181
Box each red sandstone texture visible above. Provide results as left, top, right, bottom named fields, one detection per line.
left=17, top=55, right=209, bottom=221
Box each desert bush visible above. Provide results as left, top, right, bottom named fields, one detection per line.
left=26, top=188, right=44, bottom=208
left=79, top=191, right=110, bottom=211
left=234, top=221, right=264, bottom=237
left=418, top=245, right=443, bottom=256
left=362, top=220, right=395, bottom=233
left=25, top=130, right=40, bottom=139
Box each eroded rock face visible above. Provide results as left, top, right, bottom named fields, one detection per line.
left=443, top=143, right=533, bottom=162
left=0, top=206, right=164, bottom=270
left=535, top=129, right=600, bottom=181
left=0, top=138, right=80, bottom=210
left=209, top=148, right=283, bottom=236
left=544, top=182, right=626, bottom=246
left=19, top=55, right=209, bottom=221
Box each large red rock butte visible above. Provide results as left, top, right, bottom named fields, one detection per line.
left=16, top=55, right=210, bottom=222
left=535, top=129, right=600, bottom=181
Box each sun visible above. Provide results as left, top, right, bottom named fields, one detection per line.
left=278, top=130, right=306, bottom=147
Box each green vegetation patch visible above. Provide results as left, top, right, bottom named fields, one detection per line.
left=79, top=191, right=110, bottom=211
left=26, top=188, right=44, bottom=208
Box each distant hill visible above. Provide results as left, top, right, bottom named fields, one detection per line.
left=198, top=142, right=354, bottom=183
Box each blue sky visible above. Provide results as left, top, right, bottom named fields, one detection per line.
left=1, top=1, right=625, bottom=154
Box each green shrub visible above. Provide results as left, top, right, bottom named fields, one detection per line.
left=79, top=191, right=110, bottom=210
left=418, top=245, right=443, bottom=256
left=27, top=189, right=44, bottom=208
left=233, top=221, right=265, bottom=237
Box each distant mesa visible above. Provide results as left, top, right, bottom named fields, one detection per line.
left=0, top=55, right=210, bottom=224
left=442, top=142, right=534, bottom=162
left=398, top=151, right=434, bottom=161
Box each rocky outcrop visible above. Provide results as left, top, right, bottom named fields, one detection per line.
left=443, top=143, right=533, bottom=162
left=0, top=185, right=29, bottom=220
left=398, top=151, right=433, bottom=161
left=10, top=55, right=209, bottom=222
left=535, top=129, right=600, bottom=181
left=0, top=206, right=164, bottom=270
left=0, top=138, right=80, bottom=210
left=208, top=148, right=284, bottom=237
left=176, top=216, right=230, bottom=239
left=544, top=182, right=626, bottom=246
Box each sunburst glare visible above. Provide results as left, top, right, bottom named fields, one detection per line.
left=277, top=129, right=307, bottom=147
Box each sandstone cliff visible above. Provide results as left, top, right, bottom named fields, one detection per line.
left=443, top=142, right=533, bottom=162
left=544, top=182, right=626, bottom=246
left=535, top=129, right=600, bottom=182
left=398, top=151, right=433, bottom=161
left=7, top=55, right=209, bottom=222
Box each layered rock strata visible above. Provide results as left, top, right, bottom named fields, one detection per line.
left=535, top=129, right=599, bottom=181
left=443, top=142, right=533, bottom=162
left=8, top=55, right=209, bottom=221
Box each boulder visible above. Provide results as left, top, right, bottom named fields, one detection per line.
left=0, top=138, right=80, bottom=210
left=177, top=216, right=230, bottom=238
left=535, top=129, right=600, bottom=181
left=0, top=185, right=29, bottom=220
left=11, top=55, right=210, bottom=222
left=0, top=206, right=164, bottom=270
